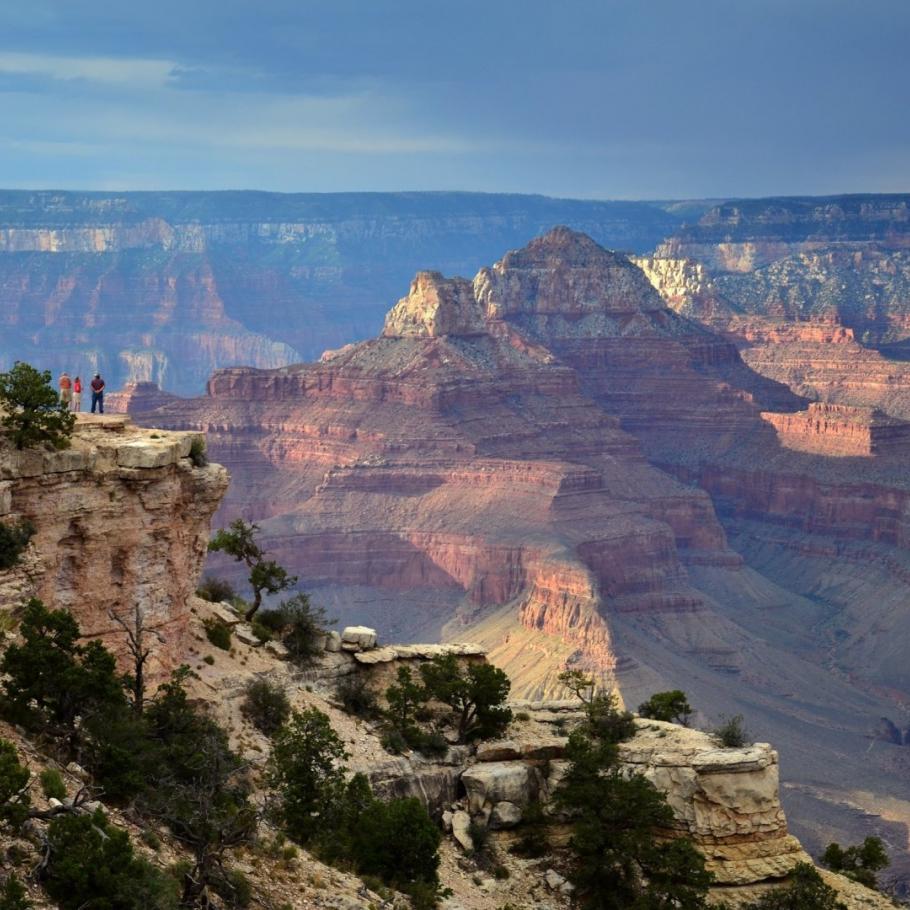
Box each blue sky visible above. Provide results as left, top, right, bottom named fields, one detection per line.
left=0, top=0, right=907, bottom=198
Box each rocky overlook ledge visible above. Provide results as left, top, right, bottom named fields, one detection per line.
left=0, top=415, right=228, bottom=673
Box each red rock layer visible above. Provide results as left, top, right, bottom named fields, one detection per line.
left=761, top=403, right=910, bottom=456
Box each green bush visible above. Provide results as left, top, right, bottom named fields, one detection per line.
left=242, top=678, right=291, bottom=736
left=713, top=714, right=750, bottom=748
left=211, top=867, right=252, bottom=908
left=821, top=837, right=889, bottom=890
left=195, top=576, right=236, bottom=604
left=0, top=362, right=76, bottom=451
left=0, top=598, right=126, bottom=735
left=420, top=655, right=512, bottom=743
left=40, top=767, right=67, bottom=800
left=743, top=863, right=846, bottom=910
left=638, top=690, right=693, bottom=726
left=350, top=797, right=441, bottom=891
left=0, top=740, right=30, bottom=829
left=0, top=875, right=30, bottom=910
left=188, top=437, right=208, bottom=468
left=380, top=728, right=408, bottom=755
left=266, top=708, right=347, bottom=845
left=203, top=617, right=232, bottom=650
left=265, top=710, right=443, bottom=904
left=44, top=809, right=179, bottom=910
left=336, top=674, right=380, bottom=719
left=251, top=619, right=273, bottom=643
left=0, top=520, right=35, bottom=571
left=510, top=801, right=549, bottom=858
left=262, top=594, right=333, bottom=667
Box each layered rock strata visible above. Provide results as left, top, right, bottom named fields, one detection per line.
left=0, top=415, right=228, bottom=674
left=761, top=403, right=910, bottom=456
left=126, top=229, right=910, bottom=882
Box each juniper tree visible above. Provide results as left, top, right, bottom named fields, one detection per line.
left=0, top=362, right=75, bottom=450
left=208, top=519, right=296, bottom=621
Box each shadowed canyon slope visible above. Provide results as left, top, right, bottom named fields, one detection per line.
left=120, top=228, right=910, bottom=880
left=0, top=190, right=688, bottom=393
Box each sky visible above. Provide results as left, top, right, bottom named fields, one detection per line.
left=0, top=0, right=907, bottom=200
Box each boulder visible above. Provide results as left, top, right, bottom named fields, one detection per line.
left=476, top=740, right=522, bottom=762
left=264, top=639, right=289, bottom=659
left=341, top=626, right=377, bottom=650
left=489, top=801, right=523, bottom=829
left=461, top=762, right=539, bottom=813
left=233, top=624, right=261, bottom=647
left=521, top=738, right=567, bottom=760
left=324, top=630, right=342, bottom=652
left=451, top=810, right=473, bottom=852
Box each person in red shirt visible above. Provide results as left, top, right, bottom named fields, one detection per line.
left=72, top=376, right=83, bottom=412
left=90, top=374, right=105, bottom=414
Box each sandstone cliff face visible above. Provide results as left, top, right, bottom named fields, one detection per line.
left=0, top=415, right=228, bottom=674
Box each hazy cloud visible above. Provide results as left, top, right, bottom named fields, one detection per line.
left=0, top=0, right=906, bottom=197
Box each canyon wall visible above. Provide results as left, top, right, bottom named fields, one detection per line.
left=0, top=415, right=228, bottom=674
left=0, top=190, right=687, bottom=393
left=122, top=228, right=910, bottom=884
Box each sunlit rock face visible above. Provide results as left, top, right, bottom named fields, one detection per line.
left=0, top=416, right=228, bottom=679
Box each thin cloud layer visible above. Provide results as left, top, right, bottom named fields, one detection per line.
left=0, top=0, right=907, bottom=197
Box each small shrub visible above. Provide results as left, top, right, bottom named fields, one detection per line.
left=203, top=617, right=232, bottom=650
left=39, top=768, right=66, bottom=801
left=336, top=674, right=379, bottom=719
left=638, top=690, right=693, bottom=726
left=0, top=740, right=31, bottom=829
left=350, top=798, right=441, bottom=893
left=821, top=836, right=889, bottom=890
left=141, top=828, right=163, bottom=851
left=742, top=862, right=846, bottom=909
left=467, top=821, right=490, bottom=857
left=212, top=867, right=252, bottom=908
left=44, top=809, right=179, bottom=910
left=0, top=875, right=30, bottom=910
left=196, top=576, right=236, bottom=603
left=514, top=711, right=531, bottom=722
left=189, top=438, right=208, bottom=468
left=714, top=714, right=750, bottom=748
left=203, top=654, right=215, bottom=665
left=510, top=801, right=549, bottom=858
left=270, top=593, right=334, bottom=667
left=0, top=520, right=35, bottom=571
left=380, top=728, right=408, bottom=755
left=251, top=620, right=273, bottom=643
left=416, top=731, right=449, bottom=758
left=242, top=678, right=291, bottom=736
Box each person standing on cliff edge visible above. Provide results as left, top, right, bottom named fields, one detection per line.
left=58, top=371, right=72, bottom=407
left=72, top=376, right=82, bottom=412
left=90, top=373, right=105, bottom=414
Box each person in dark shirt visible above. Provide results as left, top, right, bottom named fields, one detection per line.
left=90, top=374, right=106, bottom=414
